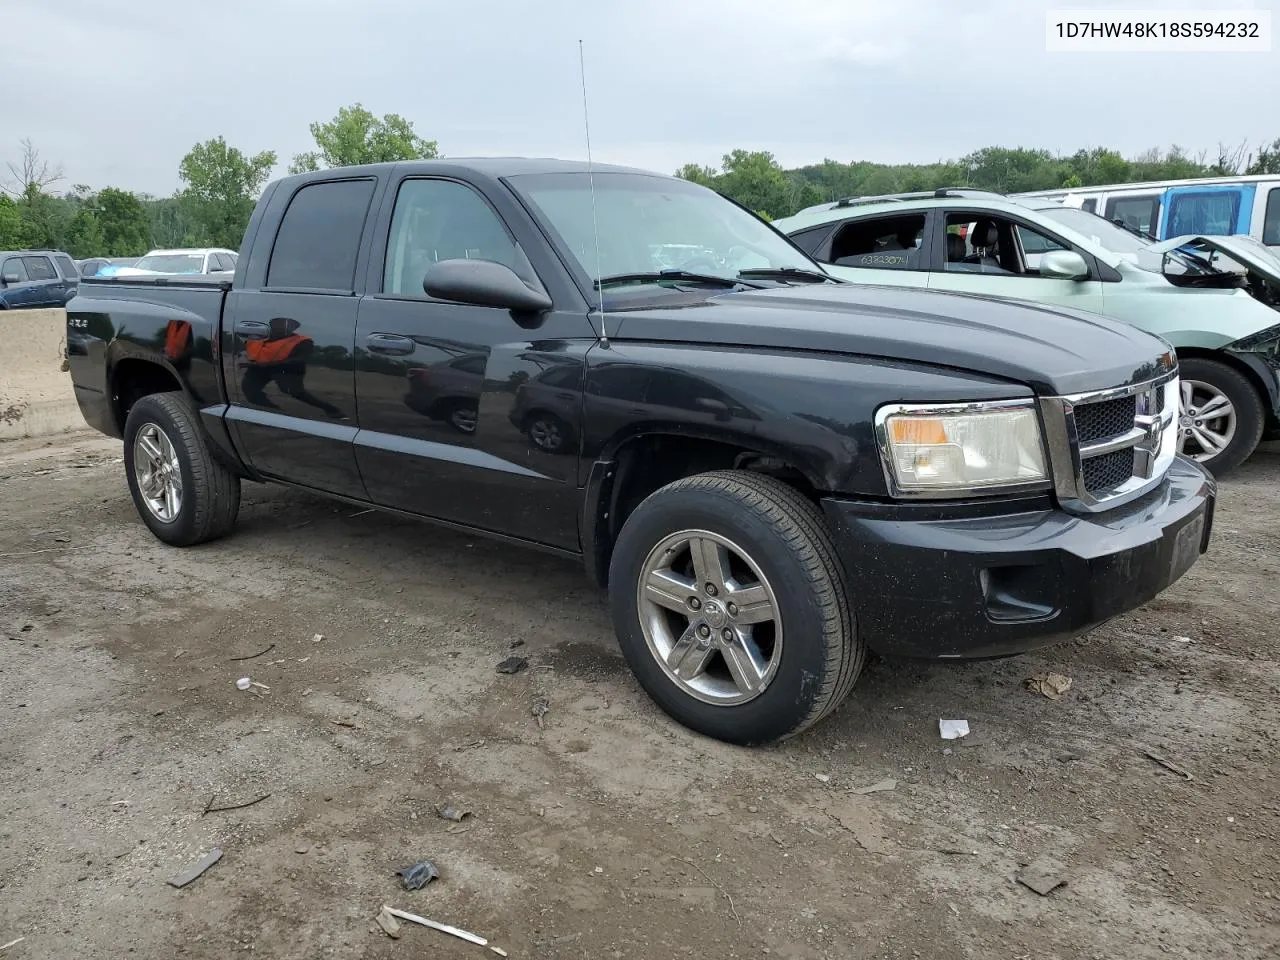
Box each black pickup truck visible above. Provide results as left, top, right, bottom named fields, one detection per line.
left=66, top=159, right=1215, bottom=744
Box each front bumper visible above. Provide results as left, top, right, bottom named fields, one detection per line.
left=821, top=455, right=1215, bottom=659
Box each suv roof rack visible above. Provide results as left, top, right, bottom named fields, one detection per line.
left=832, top=187, right=1007, bottom=208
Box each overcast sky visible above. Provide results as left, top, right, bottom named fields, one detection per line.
left=2, top=0, right=1275, bottom=196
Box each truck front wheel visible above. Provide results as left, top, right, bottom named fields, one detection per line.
left=608, top=470, right=863, bottom=745
left=123, top=391, right=241, bottom=546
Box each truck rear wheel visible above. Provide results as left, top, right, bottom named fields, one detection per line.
left=123, top=391, right=241, bottom=546
left=1176, top=357, right=1265, bottom=476
left=608, top=470, right=862, bottom=745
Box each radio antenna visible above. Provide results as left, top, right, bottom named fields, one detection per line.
left=578, top=39, right=608, bottom=348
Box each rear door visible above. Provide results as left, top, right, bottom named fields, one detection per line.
left=353, top=173, right=591, bottom=550
left=222, top=176, right=379, bottom=498
left=801, top=211, right=933, bottom=289
left=53, top=254, right=79, bottom=300
left=22, top=255, right=64, bottom=306
left=1161, top=184, right=1254, bottom=239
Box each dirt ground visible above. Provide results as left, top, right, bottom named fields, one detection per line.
left=1, top=432, right=1278, bottom=960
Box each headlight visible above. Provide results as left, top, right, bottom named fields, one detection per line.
left=876, top=400, right=1048, bottom=496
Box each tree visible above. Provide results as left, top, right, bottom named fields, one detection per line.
left=177, top=136, right=277, bottom=249
left=90, top=187, right=152, bottom=256
left=3, top=138, right=63, bottom=198
left=289, top=104, right=438, bottom=174
left=1246, top=138, right=1280, bottom=175
left=0, top=194, right=25, bottom=247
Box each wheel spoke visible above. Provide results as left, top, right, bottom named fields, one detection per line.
left=689, top=537, right=728, bottom=592
left=645, top=568, right=696, bottom=613
left=1180, top=381, right=1194, bottom=412
left=728, top=582, right=775, bottom=625
left=164, top=481, right=178, bottom=519
left=1191, top=426, right=1226, bottom=454
left=722, top=635, right=767, bottom=695
left=139, top=434, right=164, bottom=461
left=667, top=624, right=714, bottom=681
left=1195, top=393, right=1232, bottom=419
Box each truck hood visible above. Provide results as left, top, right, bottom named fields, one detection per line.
left=610, top=283, right=1174, bottom=397
left=1145, top=234, right=1280, bottom=286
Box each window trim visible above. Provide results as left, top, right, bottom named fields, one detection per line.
left=263, top=176, right=379, bottom=296
left=818, top=211, right=934, bottom=272
left=373, top=174, right=547, bottom=303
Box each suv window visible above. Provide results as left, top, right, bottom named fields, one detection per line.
left=787, top=224, right=835, bottom=257
left=1081, top=198, right=1097, bottom=214
left=212, top=253, right=233, bottom=271
left=1168, top=191, right=1241, bottom=237
left=1265, top=187, right=1280, bottom=246
left=945, top=213, right=1076, bottom=278
left=824, top=214, right=926, bottom=270
left=267, top=178, right=376, bottom=291
left=383, top=178, right=529, bottom=295
left=54, top=255, right=78, bottom=279
left=22, top=256, right=57, bottom=281
left=1106, top=195, right=1160, bottom=236
left=2, top=257, right=30, bottom=281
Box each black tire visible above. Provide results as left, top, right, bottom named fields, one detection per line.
left=1177, top=357, right=1265, bottom=477
left=608, top=470, right=862, bottom=745
left=123, top=391, right=241, bottom=546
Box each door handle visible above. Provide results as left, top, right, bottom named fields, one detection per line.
left=365, top=333, right=415, bottom=356
left=234, top=320, right=270, bottom=336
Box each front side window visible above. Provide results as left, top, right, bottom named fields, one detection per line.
left=2, top=257, right=29, bottom=281
left=23, top=256, right=57, bottom=280
left=508, top=172, right=819, bottom=290
left=1265, top=187, right=1280, bottom=246
left=1106, top=195, right=1160, bottom=236
left=825, top=214, right=926, bottom=270
left=268, top=178, right=376, bottom=291
left=1168, top=191, right=1241, bottom=237
left=383, top=178, right=527, bottom=296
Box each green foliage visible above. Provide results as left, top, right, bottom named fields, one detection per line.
left=289, top=103, right=438, bottom=174
left=74, top=187, right=151, bottom=257
left=0, top=194, right=27, bottom=248
left=178, top=136, right=277, bottom=250
left=1247, top=138, right=1280, bottom=175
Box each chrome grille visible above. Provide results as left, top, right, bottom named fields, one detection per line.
left=1038, top=372, right=1180, bottom=514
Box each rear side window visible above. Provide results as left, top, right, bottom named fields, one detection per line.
left=267, top=179, right=376, bottom=291
left=825, top=214, right=927, bottom=270
left=1261, top=187, right=1279, bottom=246
left=55, top=255, right=78, bottom=279
left=1080, top=198, right=1097, bottom=214
left=1167, top=191, right=1241, bottom=237
left=1106, top=195, right=1160, bottom=236
left=23, top=256, right=57, bottom=280
left=787, top=224, right=835, bottom=257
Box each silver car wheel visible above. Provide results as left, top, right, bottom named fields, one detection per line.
left=133, top=422, right=183, bottom=522
left=636, top=529, right=782, bottom=706
left=1177, top=379, right=1236, bottom=462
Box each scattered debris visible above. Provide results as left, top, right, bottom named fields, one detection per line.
left=510, top=639, right=525, bottom=649
left=670, top=856, right=742, bottom=928
left=491, top=947, right=509, bottom=957
left=824, top=799, right=892, bottom=855
left=375, top=906, right=402, bottom=939
left=531, top=695, right=550, bottom=729
left=229, top=643, right=276, bottom=662
left=382, top=906, right=488, bottom=946
left=853, top=779, right=897, bottom=795
left=330, top=719, right=359, bottom=729
left=1016, top=856, right=1068, bottom=896
left=167, top=847, right=223, bottom=888
left=294, top=845, right=310, bottom=855
left=1025, top=672, right=1073, bottom=699
left=939, top=719, right=970, bottom=740
left=1, top=937, right=26, bottom=951
left=936, top=847, right=977, bottom=856
left=54, top=536, right=70, bottom=543
left=172, top=650, right=187, bottom=660
left=814, top=773, right=831, bottom=784
left=1145, top=749, right=1194, bottom=781
left=1172, top=635, right=1194, bottom=643
left=202, top=793, right=271, bottom=816
left=395, top=859, right=440, bottom=891
left=311, top=634, right=324, bottom=643
left=435, top=803, right=472, bottom=823
left=235, top=677, right=252, bottom=691
left=496, top=656, right=528, bottom=675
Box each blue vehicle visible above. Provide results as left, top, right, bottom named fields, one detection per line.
left=0, top=250, right=80, bottom=309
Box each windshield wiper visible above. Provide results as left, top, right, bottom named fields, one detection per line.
left=594, top=270, right=762, bottom=290
left=737, top=266, right=836, bottom=284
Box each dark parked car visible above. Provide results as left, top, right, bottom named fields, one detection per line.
left=0, top=250, right=79, bottom=308
left=65, top=159, right=1215, bottom=745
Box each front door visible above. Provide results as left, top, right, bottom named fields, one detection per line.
left=223, top=177, right=377, bottom=499
left=1, top=256, right=35, bottom=307
left=925, top=211, right=1106, bottom=316
left=353, top=175, right=590, bottom=550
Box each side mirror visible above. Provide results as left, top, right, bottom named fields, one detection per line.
left=1, top=271, right=21, bottom=285
left=424, top=259, right=552, bottom=314
left=1039, top=250, right=1089, bottom=281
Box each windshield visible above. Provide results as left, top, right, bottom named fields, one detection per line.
left=508, top=172, right=819, bottom=288
left=134, top=254, right=205, bottom=274
left=1035, top=206, right=1151, bottom=254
